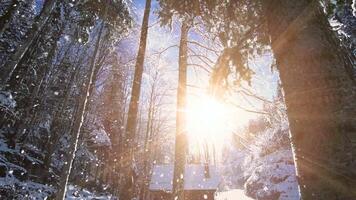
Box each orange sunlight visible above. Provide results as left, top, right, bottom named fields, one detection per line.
left=186, top=94, right=251, bottom=156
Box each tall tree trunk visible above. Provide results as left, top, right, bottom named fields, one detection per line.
left=0, top=0, right=19, bottom=37
left=0, top=0, right=57, bottom=87
left=139, top=79, right=156, bottom=200
left=138, top=110, right=152, bottom=200
left=120, top=0, right=151, bottom=199
left=264, top=0, right=356, bottom=198
left=55, top=21, right=105, bottom=200
left=172, top=21, right=189, bottom=200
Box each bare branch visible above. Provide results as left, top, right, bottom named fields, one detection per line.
left=232, top=86, right=273, bottom=103
left=228, top=100, right=269, bottom=115
left=151, top=44, right=178, bottom=56
left=148, top=20, right=160, bottom=28
left=188, top=53, right=215, bottom=64
left=188, top=40, right=220, bottom=55
left=187, top=63, right=211, bottom=73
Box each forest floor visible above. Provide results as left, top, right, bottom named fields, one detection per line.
left=217, top=189, right=254, bottom=200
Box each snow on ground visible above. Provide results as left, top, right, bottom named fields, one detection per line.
left=0, top=176, right=54, bottom=199
left=243, top=150, right=299, bottom=200
left=65, top=185, right=117, bottom=200
left=217, top=189, right=254, bottom=200
left=150, top=164, right=220, bottom=191
left=89, top=128, right=111, bottom=147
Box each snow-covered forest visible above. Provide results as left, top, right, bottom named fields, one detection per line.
left=0, top=0, right=355, bottom=199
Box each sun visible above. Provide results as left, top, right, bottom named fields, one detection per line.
left=185, top=94, right=256, bottom=159
left=186, top=95, right=233, bottom=149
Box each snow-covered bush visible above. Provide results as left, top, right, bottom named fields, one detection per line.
left=244, top=150, right=298, bottom=200
left=0, top=91, right=16, bottom=109
left=242, top=127, right=299, bottom=200
left=221, top=146, right=248, bottom=190
left=242, top=112, right=299, bottom=199
left=88, top=128, right=111, bottom=147
left=0, top=176, right=54, bottom=199
left=223, top=93, right=300, bottom=199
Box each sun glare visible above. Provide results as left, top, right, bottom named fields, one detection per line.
left=186, top=95, right=233, bottom=149
left=185, top=94, right=256, bottom=158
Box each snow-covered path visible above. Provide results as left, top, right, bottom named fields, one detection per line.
left=217, top=189, right=254, bottom=200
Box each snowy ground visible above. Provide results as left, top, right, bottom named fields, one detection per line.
left=217, top=189, right=254, bottom=200
left=65, top=185, right=117, bottom=199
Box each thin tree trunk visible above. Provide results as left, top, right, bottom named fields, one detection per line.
left=0, top=0, right=19, bottom=37
left=55, top=21, right=105, bottom=200
left=0, top=0, right=57, bottom=87
left=172, top=21, right=189, bottom=200
left=139, top=80, right=155, bottom=200
left=264, top=0, right=356, bottom=198
left=120, top=0, right=151, bottom=199
left=88, top=44, right=108, bottom=97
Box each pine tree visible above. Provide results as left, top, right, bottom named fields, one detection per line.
left=0, top=0, right=57, bottom=87
left=0, top=0, right=19, bottom=37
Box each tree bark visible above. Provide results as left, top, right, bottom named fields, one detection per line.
left=172, top=21, right=189, bottom=200
left=55, top=21, right=105, bottom=200
left=0, top=0, right=57, bottom=87
left=120, top=0, right=151, bottom=199
left=264, top=0, right=356, bottom=198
